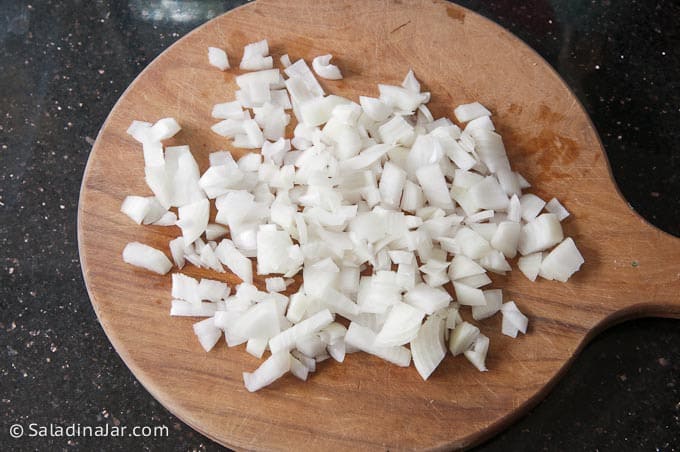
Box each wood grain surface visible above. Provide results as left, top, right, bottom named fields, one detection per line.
left=77, top=0, right=680, bottom=450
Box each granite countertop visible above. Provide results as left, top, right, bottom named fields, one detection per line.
left=1, top=0, right=679, bottom=450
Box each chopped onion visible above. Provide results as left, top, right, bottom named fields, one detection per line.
left=120, top=48, right=585, bottom=391
left=500, top=301, right=528, bottom=338
left=448, top=321, right=480, bottom=356
left=545, top=197, right=570, bottom=221
left=539, top=237, right=584, bottom=282
left=344, top=322, right=411, bottom=367
left=122, top=242, right=172, bottom=275
left=375, top=303, right=425, bottom=347
left=208, top=47, right=229, bottom=70
left=193, top=317, right=223, bottom=352
left=517, top=252, right=542, bottom=282
left=472, top=289, right=502, bottom=320
left=404, top=283, right=452, bottom=315
left=411, top=315, right=446, bottom=380
left=242, top=351, right=291, bottom=392
left=463, top=334, right=489, bottom=371
left=453, top=102, right=491, bottom=123
left=518, top=213, right=564, bottom=255
left=312, top=54, right=343, bottom=80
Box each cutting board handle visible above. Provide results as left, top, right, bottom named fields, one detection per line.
left=608, top=208, right=680, bottom=320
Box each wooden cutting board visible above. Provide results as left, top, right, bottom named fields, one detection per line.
left=77, top=0, right=680, bottom=449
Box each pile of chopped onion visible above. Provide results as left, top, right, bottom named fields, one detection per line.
left=120, top=40, right=584, bottom=391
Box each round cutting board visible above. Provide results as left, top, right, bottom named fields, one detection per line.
left=78, top=0, right=680, bottom=449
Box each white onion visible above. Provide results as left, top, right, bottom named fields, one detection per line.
left=193, top=317, right=223, bottom=352
left=517, top=252, right=542, bottom=282
left=539, top=237, right=584, bottom=282
left=208, top=47, right=229, bottom=71
left=520, top=193, right=546, bottom=223
left=448, top=321, right=480, bottom=356
left=411, top=315, right=446, bottom=380
left=242, top=351, right=291, bottom=392
left=545, top=197, right=570, bottom=221
left=518, top=213, right=564, bottom=255
left=404, top=283, right=452, bottom=315
left=214, top=239, right=253, bottom=284
left=121, top=49, right=585, bottom=391
left=500, top=301, right=528, bottom=338
left=463, top=333, right=489, bottom=371
left=170, top=299, right=219, bottom=317
left=453, top=102, right=491, bottom=123
left=375, top=303, right=425, bottom=347
left=472, top=289, right=502, bottom=320
left=122, top=242, right=172, bottom=275
left=344, top=322, right=411, bottom=367
left=312, top=54, right=343, bottom=80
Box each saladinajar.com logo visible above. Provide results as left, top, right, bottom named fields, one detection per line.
left=9, top=422, right=169, bottom=438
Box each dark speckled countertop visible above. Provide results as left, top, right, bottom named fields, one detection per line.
left=1, top=0, right=679, bottom=450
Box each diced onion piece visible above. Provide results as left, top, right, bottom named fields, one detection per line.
left=122, top=242, right=172, bottom=275
left=312, top=54, right=343, bottom=80
left=169, top=237, right=185, bottom=269
left=199, top=243, right=224, bottom=273
left=463, top=334, right=489, bottom=371
left=379, top=115, right=415, bottom=146
left=269, top=309, right=334, bottom=354
left=208, top=47, right=229, bottom=70
left=500, top=301, right=528, bottom=338
left=172, top=273, right=200, bottom=304
left=468, top=176, right=509, bottom=210
left=120, top=195, right=153, bottom=225
left=455, top=227, right=491, bottom=260
left=290, top=355, right=310, bottom=380
left=490, top=221, right=520, bottom=258
left=479, top=249, right=512, bottom=274
left=127, top=120, right=152, bottom=143
left=212, top=101, right=242, bottom=120
left=246, top=337, right=268, bottom=359
left=518, top=213, right=564, bottom=255
left=448, top=255, right=485, bottom=280
left=416, top=164, right=455, bottom=210
left=193, top=317, right=223, bottom=352
left=454, top=102, right=491, bottom=123
left=266, top=277, right=287, bottom=293
left=379, top=161, right=407, bottom=208
left=230, top=299, right=280, bottom=339
left=456, top=273, right=492, bottom=288
left=539, top=237, right=584, bottom=282
left=411, top=315, right=446, bottom=380
left=518, top=252, right=542, bottom=282
left=327, top=340, right=346, bottom=363
left=520, top=193, right=546, bottom=223
left=344, top=322, right=411, bottom=367
left=285, top=59, right=325, bottom=97
left=404, top=283, right=452, bottom=315
left=401, top=69, right=420, bottom=93
left=453, top=282, right=486, bottom=306
left=375, top=303, right=425, bottom=347
left=198, top=278, right=229, bottom=301
left=205, top=223, right=228, bottom=241
left=170, top=300, right=218, bottom=317
left=215, top=239, right=253, bottom=284
left=472, top=289, right=502, bottom=320
left=360, top=96, right=392, bottom=122
left=242, top=351, right=291, bottom=392
left=176, top=199, right=209, bottom=244
left=545, top=197, right=570, bottom=221
left=149, top=117, right=181, bottom=141
left=448, top=321, right=480, bottom=356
